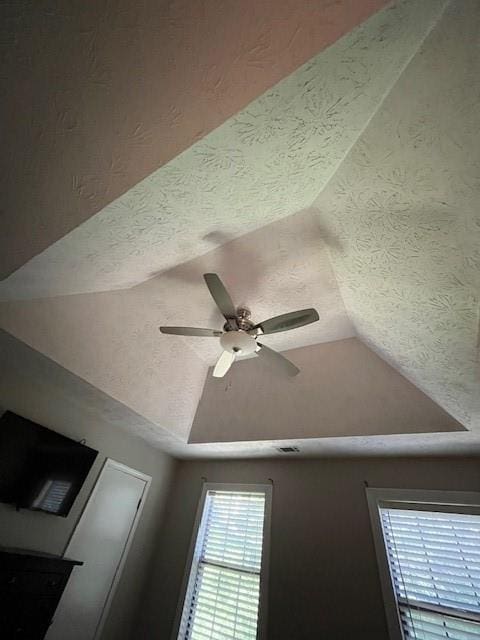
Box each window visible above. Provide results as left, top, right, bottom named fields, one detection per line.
left=367, top=488, right=480, bottom=640
left=32, top=479, right=72, bottom=513
left=175, top=483, right=271, bottom=640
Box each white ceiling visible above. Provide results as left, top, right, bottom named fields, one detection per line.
left=314, top=0, right=480, bottom=430
left=0, top=0, right=389, bottom=280
left=0, top=0, right=445, bottom=300
left=3, top=329, right=479, bottom=460
left=1, top=0, right=478, bottom=459
left=134, top=209, right=354, bottom=364
left=0, top=209, right=353, bottom=439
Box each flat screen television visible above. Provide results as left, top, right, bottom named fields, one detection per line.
left=0, top=411, right=98, bottom=517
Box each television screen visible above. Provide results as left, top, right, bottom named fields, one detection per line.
left=0, top=411, right=98, bottom=517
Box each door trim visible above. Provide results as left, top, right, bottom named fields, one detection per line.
left=63, top=457, right=151, bottom=640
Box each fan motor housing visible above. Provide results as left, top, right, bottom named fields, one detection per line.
left=220, top=330, right=258, bottom=355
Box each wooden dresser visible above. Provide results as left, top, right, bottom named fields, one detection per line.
left=0, top=547, right=82, bottom=639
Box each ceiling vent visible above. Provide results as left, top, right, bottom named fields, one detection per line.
left=277, top=446, right=300, bottom=453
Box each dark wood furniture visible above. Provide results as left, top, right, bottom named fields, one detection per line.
left=0, top=547, right=82, bottom=639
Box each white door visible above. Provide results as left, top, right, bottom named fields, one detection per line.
left=46, top=459, right=150, bottom=640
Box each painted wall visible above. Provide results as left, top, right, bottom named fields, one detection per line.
left=139, top=456, right=480, bottom=639
left=190, top=338, right=463, bottom=443
left=0, top=366, right=176, bottom=640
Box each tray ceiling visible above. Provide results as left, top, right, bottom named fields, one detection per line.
left=0, top=0, right=444, bottom=299
left=3, top=329, right=477, bottom=460
left=314, top=0, right=480, bottom=431
left=0, top=210, right=354, bottom=439
left=1, top=0, right=477, bottom=458
left=1, top=0, right=388, bottom=278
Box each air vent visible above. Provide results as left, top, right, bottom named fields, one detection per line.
left=277, top=446, right=300, bottom=453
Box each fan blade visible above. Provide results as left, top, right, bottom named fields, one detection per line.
left=256, top=342, right=300, bottom=377
left=159, top=326, right=223, bottom=337
left=204, top=273, right=237, bottom=320
left=213, top=350, right=236, bottom=378
left=253, top=308, right=319, bottom=335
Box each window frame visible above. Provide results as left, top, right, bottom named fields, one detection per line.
left=172, top=482, right=272, bottom=640
left=366, top=487, right=480, bottom=640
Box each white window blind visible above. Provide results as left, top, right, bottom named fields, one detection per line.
left=32, top=479, right=72, bottom=513
left=178, top=489, right=267, bottom=640
left=380, top=507, right=480, bottom=639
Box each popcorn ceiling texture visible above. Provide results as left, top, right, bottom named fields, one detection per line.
left=314, top=0, right=480, bottom=431
left=0, top=0, right=445, bottom=299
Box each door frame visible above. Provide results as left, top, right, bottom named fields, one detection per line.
left=63, top=457, right=151, bottom=640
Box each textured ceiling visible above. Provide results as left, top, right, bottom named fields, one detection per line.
left=0, top=0, right=445, bottom=299
left=3, top=330, right=478, bottom=460
left=0, top=291, right=206, bottom=441
left=1, top=0, right=387, bottom=278
left=0, top=209, right=353, bottom=438
left=314, top=0, right=480, bottom=431
left=1, top=0, right=477, bottom=459
left=136, top=209, right=354, bottom=364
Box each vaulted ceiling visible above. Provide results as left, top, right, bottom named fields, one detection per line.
left=1, top=0, right=479, bottom=458
left=1, top=0, right=388, bottom=281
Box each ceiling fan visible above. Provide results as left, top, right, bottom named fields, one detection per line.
left=159, top=273, right=319, bottom=378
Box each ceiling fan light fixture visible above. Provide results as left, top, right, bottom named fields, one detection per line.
left=220, top=330, right=257, bottom=356
left=159, top=273, right=319, bottom=378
